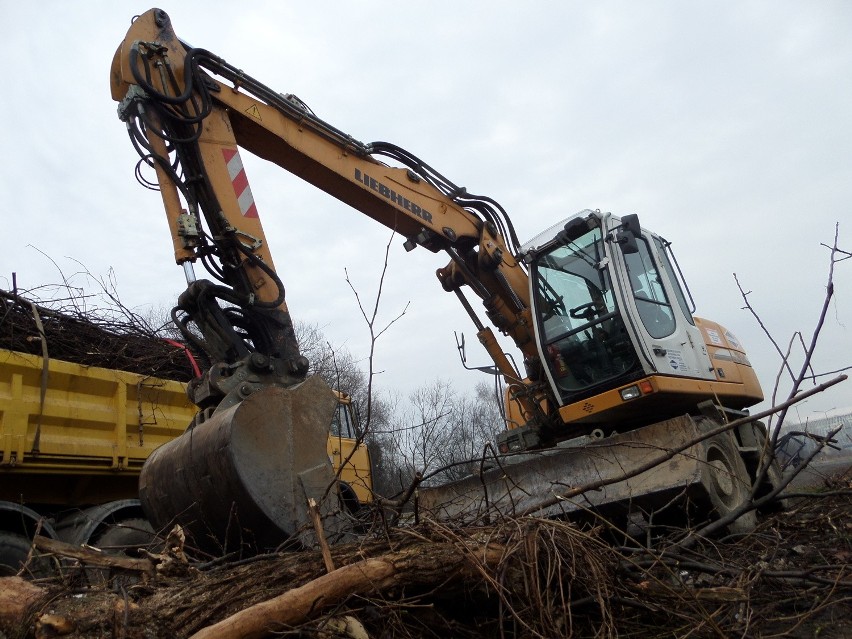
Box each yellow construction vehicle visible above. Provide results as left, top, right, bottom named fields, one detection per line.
left=108, top=9, right=777, bottom=550
left=0, top=343, right=370, bottom=573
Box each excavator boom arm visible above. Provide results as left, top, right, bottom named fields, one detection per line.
left=110, top=10, right=537, bottom=388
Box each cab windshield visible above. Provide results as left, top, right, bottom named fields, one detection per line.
left=533, top=224, right=641, bottom=399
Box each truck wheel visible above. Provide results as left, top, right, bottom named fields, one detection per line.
left=95, top=518, right=158, bottom=553
left=338, top=482, right=361, bottom=515
left=86, top=519, right=158, bottom=587
left=0, top=533, right=30, bottom=576
left=0, top=532, right=50, bottom=578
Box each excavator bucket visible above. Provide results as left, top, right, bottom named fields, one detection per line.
left=419, top=415, right=770, bottom=534
left=139, top=376, right=350, bottom=553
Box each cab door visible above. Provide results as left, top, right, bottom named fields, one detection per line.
left=608, top=222, right=714, bottom=381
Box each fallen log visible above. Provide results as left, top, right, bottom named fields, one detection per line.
left=190, top=541, right=505, bottom=639
left=0, top=576, right=47, bottom=634
left=34, top=535, right=154, bottom=574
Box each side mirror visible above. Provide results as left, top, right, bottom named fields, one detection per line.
left=615, top=213, right=641, bottom=254
left=622, top=213, right=640, bottom=236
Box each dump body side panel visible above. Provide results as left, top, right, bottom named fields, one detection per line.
left=0, top=349, right=194, bottom=505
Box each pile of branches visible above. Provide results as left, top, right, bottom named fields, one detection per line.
left=612, top=489, right=852, bottom=637
left=3, top=478, right=850, bottom=639
left=0, top=287, right=204, bottom=382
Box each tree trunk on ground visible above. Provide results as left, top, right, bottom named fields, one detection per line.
left=191, top=542, right=505, bottom=639
left=0, top=576, right=47, bottom=635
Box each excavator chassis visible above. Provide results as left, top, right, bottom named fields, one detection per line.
left=139, top=376, right=351, bottom=553
left=419, top=415, right=780, bottom=534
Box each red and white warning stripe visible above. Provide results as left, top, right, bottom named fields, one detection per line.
left=222, top=147, right=258, bottom=218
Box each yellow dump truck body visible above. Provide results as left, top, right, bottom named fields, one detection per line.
left=0, top=349, right=371, bottom=507
left=0, top=349, right=193, bottom=505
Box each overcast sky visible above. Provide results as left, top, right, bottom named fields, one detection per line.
left=2, top=1, right=850, bottom=425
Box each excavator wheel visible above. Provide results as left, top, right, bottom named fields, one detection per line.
left=736, top=421, right=787, bottom=513
left=139, top=376, right=351, bottom=555
left=696, top=422, right=758, bottom=534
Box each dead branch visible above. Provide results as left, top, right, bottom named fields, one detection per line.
left=676, top=424, right=845, bottom=547
left=307, top=498, right=335, bottom=573
left=344, top=230, right=409, bottom=433
left=33, top=536, right=154, bottom=574
left=5, top=489, right=850, bottom=638
left=735, top=272, right=798, bottom=385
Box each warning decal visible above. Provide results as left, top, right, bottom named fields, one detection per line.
left=245, top=104, right=262, bottom=120
left=725, top=331, right=742, bottom=350
left=222, top=147, right=258, bottom=218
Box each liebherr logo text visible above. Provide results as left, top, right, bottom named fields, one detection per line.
left=355, top=169, right=433, bottom=223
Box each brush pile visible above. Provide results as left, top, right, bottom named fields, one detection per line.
left=2, top=476, right=850, bottom=639
left=0, top=288, right=203, bottom=382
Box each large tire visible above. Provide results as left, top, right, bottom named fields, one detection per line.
left=85, top=518, right=158, bottom=587
left=699, top=431, right=758, bottom=534
left=0, top=532, right=51, bottom=578
left=0, top=533, right=30, bottom=577
left=94, top=518, right=157, bottom=553
left=736, top=421, right=788, bottom=512
left=338, top=482, right=361, bottom=515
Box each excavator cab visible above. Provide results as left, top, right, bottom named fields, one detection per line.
left=532, top=217, right=642, bottom=398
left=526, top=210, right=753, bottom=436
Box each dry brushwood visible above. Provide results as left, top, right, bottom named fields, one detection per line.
left=3, top=484, right=851, bottom=638
left=8, top=516, right=620, bottom=639
left=0, top=287, right=204, bottom=381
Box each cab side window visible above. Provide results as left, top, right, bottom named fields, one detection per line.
left=623, top=239, right=676, bottom=339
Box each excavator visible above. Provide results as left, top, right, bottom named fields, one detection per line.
left=110, top=9, right=778, bottom=551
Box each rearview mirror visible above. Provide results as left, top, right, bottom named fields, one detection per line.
left=615, top=214, right=641, bottom=254
left=622, top=213, right=640, bottom=236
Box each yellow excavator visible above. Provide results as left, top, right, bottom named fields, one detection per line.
left=110, top=9, right=777, bottom=550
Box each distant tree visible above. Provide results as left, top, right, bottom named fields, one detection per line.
left=294, top=321, right=403, bottom=498
left=295, top=321, right=366, bottom=399
left=373, top=378, right=505, bottom=491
